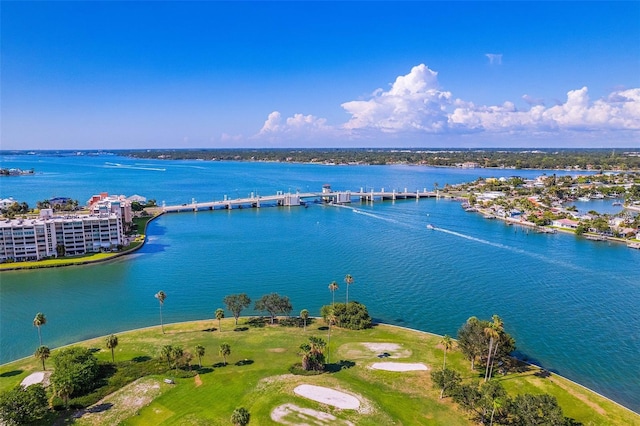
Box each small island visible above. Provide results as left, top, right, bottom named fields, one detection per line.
left=0, top=167, right=34, bottom=176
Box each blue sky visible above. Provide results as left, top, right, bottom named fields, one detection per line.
left=2, top=1, right=639, bottom=150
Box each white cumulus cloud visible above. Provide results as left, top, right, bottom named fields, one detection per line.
left=341, top=64, right=452, bottom=133
left=451, top=86, right=640, bottom=132
left=256, top=111, right=336, bottom=142
left=252, top=64, right=640, bottom=145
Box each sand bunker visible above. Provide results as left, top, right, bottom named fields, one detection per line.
left=21, top=372, right=49, bottom=387
left=294, top=384, right=360, bottom=410
left=362, top=343, right=401, bottom=353
left=370, top=362, right=428, bottom=371
left=271, top=403, right=355, bottom=426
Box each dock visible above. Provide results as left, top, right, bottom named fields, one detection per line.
left=162, top=187, right=438, bottom=213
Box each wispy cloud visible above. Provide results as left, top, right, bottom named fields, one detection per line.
left=485, top=53, right=503, bottom=65
left=522, top=94, right=545, bottom=106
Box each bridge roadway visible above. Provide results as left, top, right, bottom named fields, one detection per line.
left=162, top=188, right=438, bottom=213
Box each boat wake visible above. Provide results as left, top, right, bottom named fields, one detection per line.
left=436, top=227, right=515, bottom=251
left=329, top=204, right=399, bottom=223
left=435, top=226, right=590, bottom=273
left=104, top=162, right=166, bottom=171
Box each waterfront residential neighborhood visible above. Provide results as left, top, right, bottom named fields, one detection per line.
left=448, top=172, right=640, bottom=246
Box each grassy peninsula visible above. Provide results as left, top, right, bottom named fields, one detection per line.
left=1, top=319, right=638, bottom=425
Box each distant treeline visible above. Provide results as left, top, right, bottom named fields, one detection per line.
left=123, top=148, right=640, bottom=170
left=3, top=149, right=640, bottom=170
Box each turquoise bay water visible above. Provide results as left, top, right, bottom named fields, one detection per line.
left=1, top=154, right=639, bottom=412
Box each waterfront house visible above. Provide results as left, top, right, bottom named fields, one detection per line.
left=127, top=194, right=147, bottom=203
left=509, top=209, right=522, bottom=218
left=0, top=198, right=17, bottom=210
left=552, top=219, right=580, bottom=230
left=49, top=197, right=73, bottom=208
left=457, top=161, right=479, bottom=168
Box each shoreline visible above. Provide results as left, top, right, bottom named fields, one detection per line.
left=3, top=193, right=636, bottom=271
left=3, top=317, right=638, bottom=416
left=0, top=212, right=163, bottom=272
left=471, top=206, right=638, bottom=246
left=378, top=322, right=639, bottom=416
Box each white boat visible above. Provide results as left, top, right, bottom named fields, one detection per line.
left=426, top=224, right=435, bottom=230
left=612, top=201, right=623, bottom=206
left=578, top=196, right=591, bottom=202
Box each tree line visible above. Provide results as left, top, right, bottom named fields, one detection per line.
left=122, top=148, right=640, bottom=170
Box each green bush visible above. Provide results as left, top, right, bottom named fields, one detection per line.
left=321, top=302, right=372, bottom=330
left=51, top=347, right=100, bottom=397
left=0, top=384, right=49, bottom=425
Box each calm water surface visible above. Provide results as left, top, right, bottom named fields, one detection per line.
left=1, top=154, right=638, bottom=412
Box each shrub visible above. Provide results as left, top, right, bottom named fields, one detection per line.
left=50, top=347, right=100, bottom=397
left=0, top=384, right=49, bottom=425
left=321, top=302, right=372, bottom=330
left=289, top=363, right=324, bottom=376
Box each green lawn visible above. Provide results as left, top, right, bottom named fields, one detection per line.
left=1, top=319, right=638, bottom=425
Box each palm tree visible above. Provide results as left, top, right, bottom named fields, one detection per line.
left=155, top=291, right=166, bottom=334
left=215, top=308, right=225, bottom=332
left=33, top=313, right=46, bottom=346
left=344, top=274, right=354, bottom=305
left=441, top=335, right=453, bottom=369
left=55, top=378, right=74, bottom=408
left=181, top=351, right=193, bottom=371
left=171, top=346, right=184, bottom=371
left=231, top=407, right=250, bottom=426
left=487, top=315, right=504, bottom=380
left=300, top=309, right=309, bottom=331
left=484, top=325, right=499, bottom=382
left=34, top=345, right=50, bottom=370
left=328, top=281, right=338, bottom=307
left=219, top=343, right=231, bottom=366
left=195, top=345, right=205, bottom=368
left=105, top=334, right=119, bottom=363
left=161, top=344, right=174, bottom=369
left=300, top=336, right=326, bottom=371
left=326, top=311, right=337, bottom=364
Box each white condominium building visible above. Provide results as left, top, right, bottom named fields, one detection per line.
left=0, top=210, right=125, bottom=263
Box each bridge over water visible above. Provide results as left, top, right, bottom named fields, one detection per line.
left=162, top=187, right=439, bottom=213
